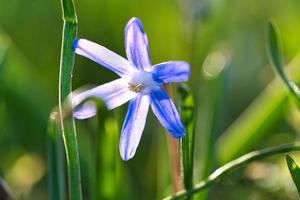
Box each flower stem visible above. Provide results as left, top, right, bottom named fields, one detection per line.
left=177, top=84, right=195, bottom=192
left=58, top=0, right=82, bottom=199
left=164, top=84, right=181, bottom=192
left=167, top=135, right=181, bottom=192
left=163, top=142, right=300, bottom=200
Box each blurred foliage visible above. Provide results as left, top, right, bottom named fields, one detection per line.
left=1, top=0, right=300, bottom=199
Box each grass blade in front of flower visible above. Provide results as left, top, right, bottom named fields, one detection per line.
left=58, top=0, right=82, bottom=199
left=266, top=21, right=300, bottom=106
left=286, top=155, right=300, bottom=196
left=178, top=84, right=195, bottom=194
left=217, top=54, right=300, bottom=164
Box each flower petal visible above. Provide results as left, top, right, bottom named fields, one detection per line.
left=119, top=95, right=150, bottom=160
left=73, top=39, right=136, bottom=77
left=72, top=78, right=137, bottom=117
left=73, top=101, right=97, bottom=120
left=150, top=88, right=185, bottom=138
left=125, top=17, right=151, bottom=71
left=152, top=61, right=190, bottom=84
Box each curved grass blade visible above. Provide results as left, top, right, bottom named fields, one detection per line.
left=286, top=155, right=300, bottom=196
left=47, top=110, right=65, bottom=200
left=163, top=142, right=300, bottom=200
left=177, top=84, right=195, bottom=192
left=266, top=21, right=300, bottom=103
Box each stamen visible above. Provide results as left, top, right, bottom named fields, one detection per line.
left=128, top=83, right=144, bottom=93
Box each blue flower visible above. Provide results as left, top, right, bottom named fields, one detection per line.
left=72, top=17, right=190, bottom=160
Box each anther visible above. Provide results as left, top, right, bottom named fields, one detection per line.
left=128, top=83, right=144, bottom=93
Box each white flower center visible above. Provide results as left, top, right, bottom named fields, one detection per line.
left=126, top=70, right=159, bottom=94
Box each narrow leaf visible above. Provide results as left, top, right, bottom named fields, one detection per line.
left=266, top=21, right=284, bottom=76
left=266, top=21, right=300, bottom=102
left=286, top=155, right=300, bottom=196
left=164, top=143, right=300, bottom=200
left=177, top=84, right=195, bottom=191
left=47, top=110, right=65, bottom=200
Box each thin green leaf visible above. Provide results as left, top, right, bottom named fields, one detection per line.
left=286, top=155, right=300, bottom=196
left=178, top=84, right=195, bottom=191
left=163, top=142, right=300, bottom=200
left=266, top=21, right=300, bottom=102
left=266, top=21, right=284, bottom=76
left=58, top=0, right=81, bottom=199
left=47, top=110, right=65, bottom=200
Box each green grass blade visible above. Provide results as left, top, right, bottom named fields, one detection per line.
left=58, top=0, right=82, bottom=199
left=163, top=142, right=300, bottom=200
left=266, top=21, right=300, bottom=103
left=286, top=155, right=300, bottom=196
left=178, top=84, right=195, bottom=191
left=266, top=21, right=284, bottom=77
left=47, top=110, right=65, bottom=200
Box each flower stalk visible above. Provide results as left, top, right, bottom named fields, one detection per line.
left=164, top=84, right=181, bottom=192
left=58, top=0, right=82, bottom=199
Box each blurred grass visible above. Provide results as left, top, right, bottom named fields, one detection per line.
left=0, top=0, right=300, bottom=199
left=217, top=53, right=300, bottom=164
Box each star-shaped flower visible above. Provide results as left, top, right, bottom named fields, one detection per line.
left=72, top=17, right=190, bottom=160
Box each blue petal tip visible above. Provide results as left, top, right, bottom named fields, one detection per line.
left=127, top=17, right=144, bottom=33
left=121, top=153, right=132, bottom=161
left=72, top=39, right=79, bottom=51
left=173, top=132, right=186, bottom=139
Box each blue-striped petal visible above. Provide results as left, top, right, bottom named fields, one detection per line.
left=125, top=17, right=151, bottom=71
left=73, top=39, right=136, bottom=77
left=152, top=61, right=190, bottom=84
left=72, top=79, right=137, bottom=119
left=119, top=95, right=150, bottom=160
left=73, top=101, right=97, bottom=120
left=150, top=88, right=185, bottom=138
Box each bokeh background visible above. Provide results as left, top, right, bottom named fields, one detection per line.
left=1, top=0, right=300, bottom=199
